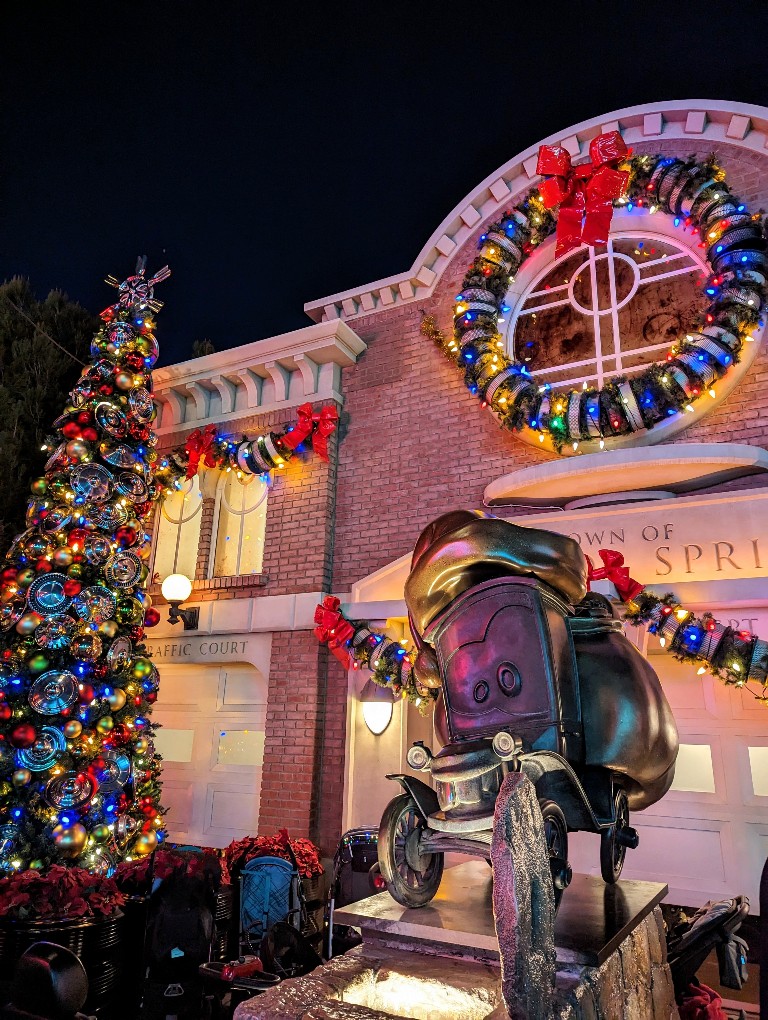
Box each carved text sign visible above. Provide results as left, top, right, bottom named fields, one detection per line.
left=514, top=488, right=768, bottom=586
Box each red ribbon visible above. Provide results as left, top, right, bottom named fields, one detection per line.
left=184, top=424, right=220, bottom=479
left=314, top=596, right=355, bottom=668
left=281, top=403, right=339, bottom=462
left=536, top=131, right=631, bottom=258
left=586, top=549, right=644, bottom=603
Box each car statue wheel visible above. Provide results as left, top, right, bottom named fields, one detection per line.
left=600, top=787, right=629, bottom=885
left=539, top=799, right=570, bottom=912
left=378, top=793, right=444, bottom=907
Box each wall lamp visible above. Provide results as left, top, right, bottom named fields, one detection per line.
left=160, top=573, right=199, bottom=631
left=359, top=678, right=395, bottom=735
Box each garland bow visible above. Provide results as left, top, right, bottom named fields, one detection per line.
left=586, top=549, right=644, bottom=603
left=537, top=131, right=630, bottom=257
left=184, top=423, right=221, bottom=478
left=281, top=403, right=339, bottom=461
left=314, top=595, right=355, bottom=667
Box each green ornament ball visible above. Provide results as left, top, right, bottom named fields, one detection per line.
left=67, top=563, right=84, bottom=580
left=16, top=568, right=35, bottom=589
left=131, top=657, right=153, bottom=680
left=28, top=859, right=44, bottom=870
left=92, top=824, right=111, bottom=843
left=27, top=653, right=50, bottom=673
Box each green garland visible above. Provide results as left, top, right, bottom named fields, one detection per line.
left=426, top=153, right=766, bottom=452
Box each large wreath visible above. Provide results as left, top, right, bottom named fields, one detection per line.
left=426, top=144, right=767, bottom=453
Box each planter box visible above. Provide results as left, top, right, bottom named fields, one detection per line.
left=0, top=911, right=124, bottom=1010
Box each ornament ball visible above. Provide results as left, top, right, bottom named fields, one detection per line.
left=107, top=689, right=126, bottom=711
left=63, top=719, right=83, bottom=739
left=10, top=724, right=36, bottom=749
left=11, top=769, right=31, bottom=787
left=30, top=478, right=48, bottom=497
left=133, top=830, right=158, bottom=856
left=52, top=822, right=88, bottom=858
left=16, top=612, right=43, bottom=636
left=96, top=715, right=114, bottom=734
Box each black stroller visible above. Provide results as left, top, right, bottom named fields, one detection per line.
left=666, top=895, right=750, bottom=1000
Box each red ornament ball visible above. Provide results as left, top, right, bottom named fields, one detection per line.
left=114, top=525, right=138, bottom=548
left=76, top=411, right=92, bottom=425
left=81, top=427, right=99, bottom=442
left=140, top=803, right=156, bottom=817
left=130, top=627, right=145, bottom=642
left=0, top=705, right=12, bottom=722
left=35, top=559, right=52, bottom=574
left=145, top=691, right=158, bottom=704
left=98, top=384, right=114, bottom=396
left=78, top=683, right=95, bottom=704
left=63, top=580, right=82, bottom=597
left=61, top=422, right=81, bottom=439
left=1, top=568, right=17, bottom=583
left=10, top=724, right=36, bottom=748
left=110, top=723, right=131, bottom=745
left=143, top=608, right=160, bottom=628
left=68, top=528, right=89, bottom=549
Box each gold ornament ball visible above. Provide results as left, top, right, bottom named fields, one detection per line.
left=67, top=563, right=84, bottom=580
left=115, top=371, right=135, bottom=391
left=134, top=736, right=150, bottom=755
left=16, top=568, right=36, bottom=589
left=96, top=715, right=114, bottom=734
left=0, top=781, right=12, bottom=799
left=107, top=689, right=126, bottom=711
left=65, top=439, right=89, bottom=459
left=16, top=612, right=43, bottom=635
left=30, top=477, right=48, bottom=497
left=52, top=547, right=74, bottom=568
left=63, top=720, right=83, bottom=739
left=98, top=620, right=119, bottom=639
left=11, top=769, right=31, bottom=787
left=29, top=859, right=44, bottom=870
left=52, top=822, right=88, bottom=858
left=92, top=824, right=111, bottom=843
left=132, top=830, right=157, bottom=856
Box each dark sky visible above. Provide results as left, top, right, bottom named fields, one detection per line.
left=3, top=1, right=768, bottom=366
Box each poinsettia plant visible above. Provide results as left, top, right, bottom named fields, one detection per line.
left=225, top=829, right=323, bottom=879
left=114, top=847, right=230, bottom=894
left=0, top=866, right=125, bottom=922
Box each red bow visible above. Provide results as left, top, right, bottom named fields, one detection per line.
left=586, top=549, right=644, bottom=603
left=537, top=131, right=631, bottom=258
left=184, top=424, right=220, bottom=478
left=314, top=596, right=355, bottom=668
left=281, top=403, right=339, bottom=462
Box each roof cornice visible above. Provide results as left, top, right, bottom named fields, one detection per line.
left=303, top=99, right=768, bottom=323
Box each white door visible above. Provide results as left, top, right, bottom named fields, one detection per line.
left=152, top=661, right=267, bottom=848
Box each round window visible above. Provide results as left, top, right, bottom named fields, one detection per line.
left=502, top=211, right=762, bottom=449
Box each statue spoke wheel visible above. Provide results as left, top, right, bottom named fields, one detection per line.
left=378, top=793, right=444, bottom=907
left=600, top=787, right=630, bottom=884
left=540, top=799, right=571, bottom=912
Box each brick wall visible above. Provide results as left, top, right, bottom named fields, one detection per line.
left=256, top=629, right=347, bottom=853
left=331, top=138, right=768, bottom=591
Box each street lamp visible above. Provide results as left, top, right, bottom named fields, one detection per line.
left=160, top=573, right=199, bottom=631
left=359, top=678, right=395, bottom=735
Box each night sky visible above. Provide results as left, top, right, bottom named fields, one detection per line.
left=3, top=1, right=768, bottom=367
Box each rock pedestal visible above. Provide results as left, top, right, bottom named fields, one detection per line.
left=235, top=856, right=680, bottom=1019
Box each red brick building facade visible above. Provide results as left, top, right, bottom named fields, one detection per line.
left=150, top=101, right=768, bottom=906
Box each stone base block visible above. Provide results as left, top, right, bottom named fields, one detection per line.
left=234, top=907, right=679, bottom=1020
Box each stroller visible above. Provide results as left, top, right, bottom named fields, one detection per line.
left=666, top=896, right=750, bottom=1000
left=324, top=828, right=383, bottom=959
left=141, top=856, right=222, bottom=1020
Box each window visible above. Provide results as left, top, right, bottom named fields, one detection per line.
left=152, top=477, right=203, bottom=582
left=212, top=472, right=268, bottom=577
left=505, top=222, right=708, bottom=391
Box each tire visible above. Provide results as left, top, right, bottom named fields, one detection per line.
left=600, top=787, right=629, bottom=884
left=377, top=793, right=444, bottom=908
left=539, top=799, right=570, bottom=913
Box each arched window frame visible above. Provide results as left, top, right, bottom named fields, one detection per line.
left=151, top=475, right=204, bottom=583
left=209, top=469, right=269, bottom=579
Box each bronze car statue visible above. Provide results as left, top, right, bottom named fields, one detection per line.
left=377, top=510, right=679, bottom=909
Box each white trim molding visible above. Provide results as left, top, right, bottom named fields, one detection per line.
left=303, top=99, right=768, bottom=324
left=153, top=319, right=366, bottom=433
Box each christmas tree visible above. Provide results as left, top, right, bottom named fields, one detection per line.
left=0, top=258, right=170, bottom=872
